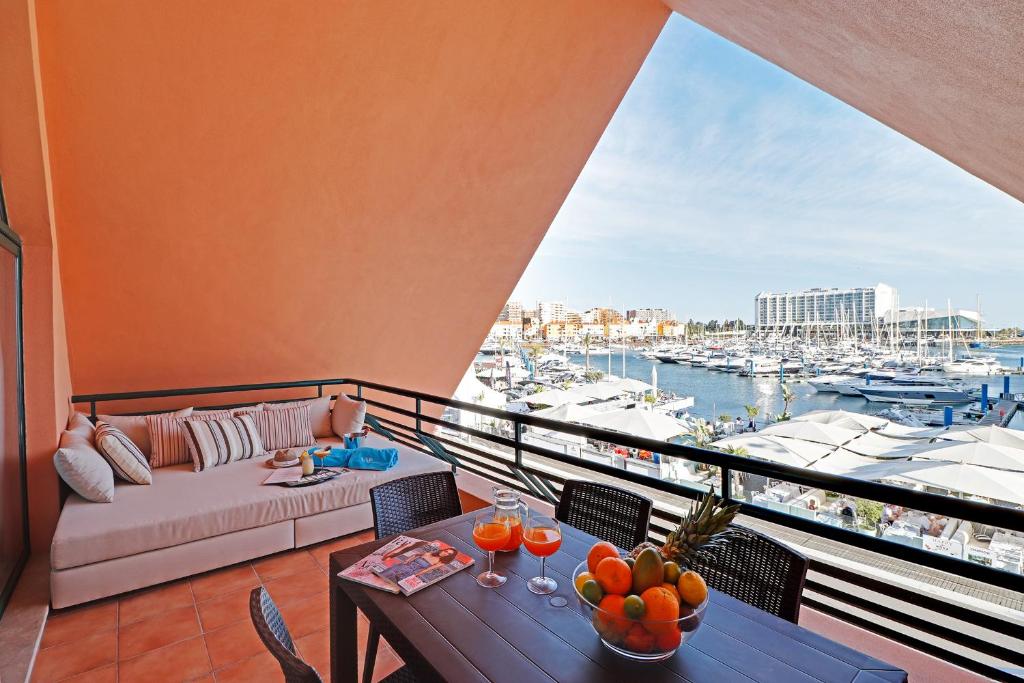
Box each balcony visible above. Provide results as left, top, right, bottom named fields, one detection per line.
left=4, top=378, right=1014, bottom=681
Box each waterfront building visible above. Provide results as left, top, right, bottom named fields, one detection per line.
left=488, top=320, right=524, bottom=342
left=583, top=307, right=624, bottom=324
left=536, top=300, right=568, bottom=324
left=627, top=307, right=675, bottom=324
left=881, top=307, right=981, bottom=334
left=499, top=300, right=523, bottom=324
left=754, top=283, right=897, bottom=337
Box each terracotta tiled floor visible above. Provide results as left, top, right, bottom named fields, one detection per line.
left=32, top=529, right=400, bottom=683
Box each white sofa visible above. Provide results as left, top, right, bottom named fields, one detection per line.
left=51, top=432, right=449, bottom=608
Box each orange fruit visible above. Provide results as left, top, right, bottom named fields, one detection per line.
left=661, top=582, right=681, bottom=603
left=623, top=623, right=656, bottom=653
left=574, top=571, right=596, bottom=594
left=677, top=570, right=708, bottom=608
left=655, top=627, right=682, bottom=651
left=640, top=586, right=680, bottom=635
left=595, top=594, right=629, bottom=640
left=595, top=557, right=632, bottom=595
left=587, top=541, right=619, bottom=574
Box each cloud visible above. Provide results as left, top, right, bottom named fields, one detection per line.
left=513, top=15, right=1024, bottom=325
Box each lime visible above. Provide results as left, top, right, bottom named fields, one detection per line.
left=623, top=594, right=646, bottom=619
left=663, top=561, right=682, bottom=585
left=581, top=579, right=604, bottom=606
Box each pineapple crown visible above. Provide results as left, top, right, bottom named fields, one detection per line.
left=633, top=486, right=742, bottom=568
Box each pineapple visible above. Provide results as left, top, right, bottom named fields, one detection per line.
left=632, top=486, right=741, bottom=568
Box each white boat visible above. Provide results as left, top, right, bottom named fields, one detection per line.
left=740, top=357, right=781, bottom=377
left=808, top=374, right=856, bottom=393
left=942, top=357, right=1003, bottom=375
left=857, top=384, right=972, bottom=405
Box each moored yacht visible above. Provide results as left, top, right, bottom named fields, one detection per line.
left=941, top=357, right=1003, bottom=375
left=858, top=384, right=972, bottom=405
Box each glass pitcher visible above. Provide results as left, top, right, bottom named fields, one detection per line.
left=492, top=486, right=527, bottom=552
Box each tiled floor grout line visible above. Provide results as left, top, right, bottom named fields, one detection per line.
left=187, top=574, right=215, bottom=681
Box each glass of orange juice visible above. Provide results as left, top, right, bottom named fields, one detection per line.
left=523, top=511, right=562, bottom=594
left=473, top=509, right=511, bottom=588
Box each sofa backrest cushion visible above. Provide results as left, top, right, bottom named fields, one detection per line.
left=95, top=421, right=152, bottom=485
left=261, top=396, right=331, bottom=438
left=183, top=414, right=266, bottom=471
left=98, top=407, right=194, bottom=457
left=55, top=431, right=114, bottom=503
left=67, top=412, right=96, bottom=444
left=147, top=410, right=232, bottom=468
left=249, top=404, right=315, bottom=450
left=332, top=394, right=367, bottom=437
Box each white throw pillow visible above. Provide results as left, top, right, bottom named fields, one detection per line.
left=331, top=393, right=367, bottom=437
left=54, top=432, right=115, bottom=503
left=94, top=421, right=152, bottom=484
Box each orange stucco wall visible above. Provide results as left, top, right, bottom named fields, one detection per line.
left=0, top=0, right=72, bottom=548
left=36, top=1, right=669, bottom=409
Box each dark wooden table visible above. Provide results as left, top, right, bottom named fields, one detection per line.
left=330, top=512, right=908, bottom=682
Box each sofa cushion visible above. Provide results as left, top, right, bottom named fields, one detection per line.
left=54, top=432, right=115, bottom=503
left=332, top=394, right=366, bottom=437
left=184, top=414, right=265, bottom=471
left=98, top=408, right=194, bottom=457
left=67, top=412, right=96, bottom=443
left=249, top=404, right=314, bottom=450
left=95, top=421, right=152, bottom=485
left=51, top=434, right=449, bottom=570
left=147, top=410, right=232, bottom=468
left=262, top=397, right=331, bottom=438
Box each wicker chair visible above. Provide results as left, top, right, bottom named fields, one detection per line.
left=363, top=472, right=462, bottom=682
left=249, top=587, right=323, bottom=683
left=555, top=480, right=652, bottom=550
left=689, top=526, right=809, bottom=623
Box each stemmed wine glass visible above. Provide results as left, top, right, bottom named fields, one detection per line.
left=473, top=509, right=511, bottom=588
left=522, top=510, right=562, bottom=594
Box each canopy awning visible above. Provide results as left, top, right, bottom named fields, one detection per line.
left=581, top=408, right=689, bottom=442
left=712, top=434, right=833, bottom=467
left=792, top=409, right=888, bottom=432
left=759, top=420, right=862, bottom=447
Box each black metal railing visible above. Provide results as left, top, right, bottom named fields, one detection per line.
left=71, top=377, right=1024, bottom=681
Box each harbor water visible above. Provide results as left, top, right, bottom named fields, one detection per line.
left=578, top=345, right=1024, bottom=423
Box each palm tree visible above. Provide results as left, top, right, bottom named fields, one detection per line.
left=583, top=331, right=592, bottom=370
left=779, top=383, right=795, bottom=421
left=717, top=444, right=749, bottom=456
left=744, top=404, right=760, bottom=432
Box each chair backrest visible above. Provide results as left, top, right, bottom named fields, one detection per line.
left=689, top=526, right=809, bottom=623
left=555, top=480, right=652, bottom=550
left=249, top=587, right=322, bottom=683
left=369, top=471, right=463, bottom=539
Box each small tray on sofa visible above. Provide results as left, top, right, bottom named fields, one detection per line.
left=279, top=470, right=341, bottom=487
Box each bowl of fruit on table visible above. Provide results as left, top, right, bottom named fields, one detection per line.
left=573, top=541, right=709, bottom=662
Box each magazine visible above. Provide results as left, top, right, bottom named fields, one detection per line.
left=370, top=538, right=475, bottom=595
left=338, top=535, right=419, bottom=594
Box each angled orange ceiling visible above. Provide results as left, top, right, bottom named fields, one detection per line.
left=666, top=0, right=1024, bottom=203
left=37, top=1, right=670, bottom=397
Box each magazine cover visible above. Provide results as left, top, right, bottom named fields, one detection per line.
left=370, top=538, right=474, bottom=595
left=338, top=535, right=422, bottom=594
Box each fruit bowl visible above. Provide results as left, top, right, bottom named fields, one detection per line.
left=572, top=560, right=708, bottom=662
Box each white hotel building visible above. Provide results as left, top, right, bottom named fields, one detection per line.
left=754, top=284, right=898, bottom=336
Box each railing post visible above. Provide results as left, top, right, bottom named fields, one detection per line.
left=720, top=466, right=732, bottom=502
left=514, top=419, right=523, bottom=468
left=356, top=384, right=363, bottom=399
left=415, top=397, right=422, bottom=434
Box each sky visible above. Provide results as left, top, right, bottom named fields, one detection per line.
left=511, top=14, right=1024, bottom=328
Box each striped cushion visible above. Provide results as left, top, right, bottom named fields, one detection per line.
left=249, top=404, right=314, bottom=450
left=146, top=410, right=232, bottom=468
left=183, top=415, right=265, bottom=471
left=94, top=421, right=152, bottom=484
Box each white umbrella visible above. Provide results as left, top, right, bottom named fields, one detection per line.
left=842, top=431, right=938, bottom=458
left=454, top=368, right=507, bottom=408
left=608, top=377, right=654, bottom=394
left=572, top=383, right=624, bottom=401
left=958, top=426, right=1024, bottom=450
left=759, top=421, right=862, bottom=447
left=792, top=409, right=888, bottom=432
left=530, top=403, right=600, bottom=423
left=713, top=434, right=832, bottom=467
left=913, top=441, right=1024, bottom=472
left=522, top=388, right=588, bottom=407
left=581, top=408, right=689, bottom=441
left=892, top=462, right=1024, bottom=506
left=809, top=448, right=920, bottom=478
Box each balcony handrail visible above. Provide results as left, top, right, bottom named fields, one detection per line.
left=71, top=376, right=1024, bottom=535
